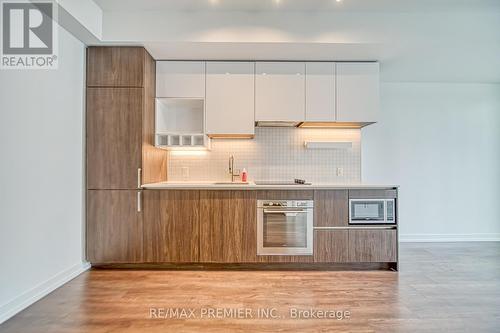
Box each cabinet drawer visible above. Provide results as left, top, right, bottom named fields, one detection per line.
left=348, top=229, right=397, bottom=262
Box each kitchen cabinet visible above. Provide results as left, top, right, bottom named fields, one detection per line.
left=348, top=229, right=397, bottom=262
left=143, top=190, right=200, bottom=262
left=87, top=47, right=145, bottom=87
left=156, top=61, right=205, bottom=98
left=199, top=191, right=257, bottom=263
left=205, top=62, right=255, bottom=137
left=86, top=47, right=167, bottom=264
left=336, top=62, right=379, bottom=123
left=314, top=230, right=349, bottom=262
left=255, top=62, right=305, bottom=122
left=305, top=62, right=336, bottom=121
left=314, top=190, right=348, bottom=227
left=86, top=47, right=167, bottom=189
left=87, top=88, right=143, bottom=189
left=86, top=190, right=143, bottom=263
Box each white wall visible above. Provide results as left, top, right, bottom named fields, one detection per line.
left=0, top=25, right=88, bottom=323
left=362, top=83, right=500, bottom=241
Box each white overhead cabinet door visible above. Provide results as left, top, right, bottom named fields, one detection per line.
left=336, top=62, right=379, bottom=123
left=156, top=61, right=205, bottom=98
left=305, top=62, right=336, bottom=122
left=255, top=62, right=305, bottom=122
left=205, top=62, right=255, bottom=136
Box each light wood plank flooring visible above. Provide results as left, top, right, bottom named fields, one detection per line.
left=1, top=242, right=499, bottom=332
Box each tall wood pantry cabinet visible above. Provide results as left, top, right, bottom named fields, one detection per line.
left=86, top=47, right=167, bottom=264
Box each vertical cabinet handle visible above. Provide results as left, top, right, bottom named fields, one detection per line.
left=137, top=168, right=142, bottom=188
left=137, top=191, right=142, bottom=212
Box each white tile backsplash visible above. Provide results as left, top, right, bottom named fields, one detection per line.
left=168, top=128, right=361, bottom=183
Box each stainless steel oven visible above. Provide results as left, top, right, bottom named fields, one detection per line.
left=257, top=200, right=314, bottom=255
left=349, top=198, right=396, bottom=225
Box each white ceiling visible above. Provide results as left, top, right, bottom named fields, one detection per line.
left=93, top=0, right=500, bottom=12
left=88, top=0, right=500, bottom=82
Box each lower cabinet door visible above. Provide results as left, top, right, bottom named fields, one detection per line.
left=348, top=229, right=397, bottom=262
left=87, top=190, right=143, bottom=263
left=199, top=191, right=257, bottom=263
left=313, top=230, right=349, bottom=263
left=143, top=190, right=200, bottom=262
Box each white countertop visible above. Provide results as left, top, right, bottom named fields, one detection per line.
left=142, top=181, right=398, bottom=190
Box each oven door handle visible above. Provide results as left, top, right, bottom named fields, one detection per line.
left=263, top=210, right=306, bottom=214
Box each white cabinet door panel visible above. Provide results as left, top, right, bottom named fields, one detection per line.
left=255, top=62, right=305, bottom=122
left=206, top=62, right=255, bottom=135
left=156, top=61, right=205, bottom=98
left=336, top=62, right=379, bottom=123
left=305, top=62, right=335, bottom=122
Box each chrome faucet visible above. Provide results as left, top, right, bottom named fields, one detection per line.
left=228, top=155, right=240, bottom=182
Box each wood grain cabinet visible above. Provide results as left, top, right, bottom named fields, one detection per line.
left=86, top=190, right=143, bottom=263
left=87, top=88, right=143, bottom=189
left=199, top=191, right=257, bottom=263
left=87, top=47, right=145, bottom=87
left=86, top=47, right=167, bottom=264
left=314, top=190, right=348, bottom=227
left=205, top=62, right=255, bottom=137
left=143, top=190, right=200, bottom=263
left=314, top=230, right=349, bottom=263
left=86, top=46, right=167, bottom=190
left=348, top=229, right=397, bottom=262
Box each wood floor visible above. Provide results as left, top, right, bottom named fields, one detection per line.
left=1, top=242, right=499, bottom=333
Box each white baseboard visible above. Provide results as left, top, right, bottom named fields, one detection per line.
left=0, top=262, right=91, bottom=324
left=400, top=233, right=500, bottom=242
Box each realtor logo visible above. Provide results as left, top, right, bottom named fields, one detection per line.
left=1, top=0, right=58, bottom=69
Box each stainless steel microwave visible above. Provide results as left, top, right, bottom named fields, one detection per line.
left=349, top=198, right=396, bottom=225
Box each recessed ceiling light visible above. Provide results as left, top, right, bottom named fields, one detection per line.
left=336, top=0, right=343, bottom=3
left=274, top=0, right=281, bottom=5
left=209, top=0, right=219, bottom=5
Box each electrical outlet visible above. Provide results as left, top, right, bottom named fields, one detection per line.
left=336, top=167, right=344, bottom=177
left=181, top=167, right=189, bottom=179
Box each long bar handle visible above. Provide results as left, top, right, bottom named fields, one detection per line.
left=137, top=191, right=142, bottom=212
left=263, top=210, right=306, bottom=214
left=137, top=168, right=142, bottom=188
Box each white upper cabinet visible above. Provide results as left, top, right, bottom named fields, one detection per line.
left=255, top=62, right=305, bottom=122
left=305, top=62, right=336, bottom=122
left=156, top=61, right=205, bottom=98
left=336, top=62, right=379, bottom=123
left=205, top=62, right=255, bottom=136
